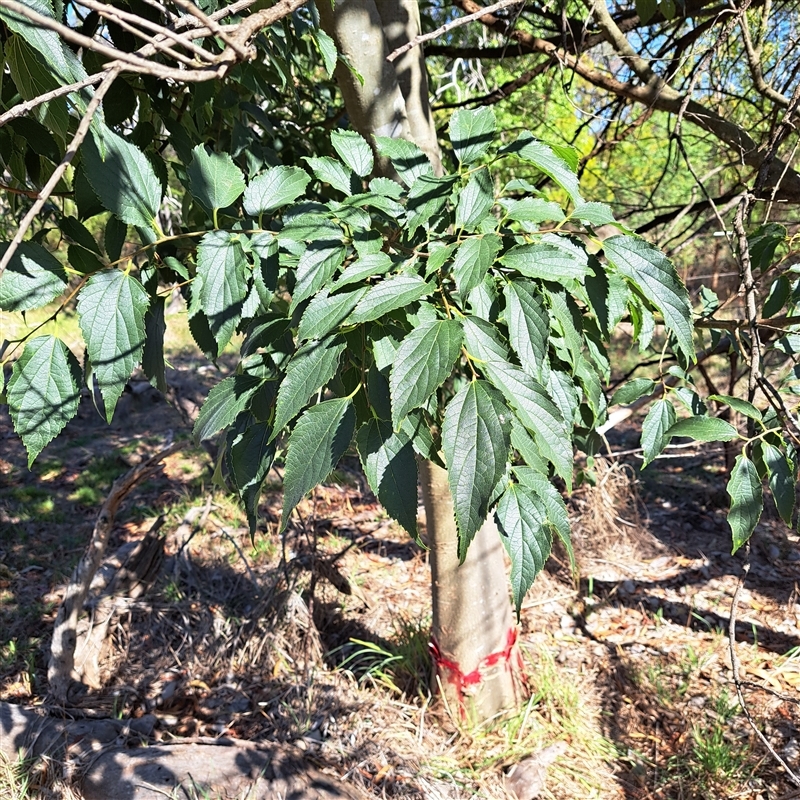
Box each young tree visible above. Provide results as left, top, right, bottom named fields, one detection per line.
left=1, top=0, right=795, bottom=727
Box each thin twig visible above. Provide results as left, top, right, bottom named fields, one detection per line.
left=386, top=0, right=525, bottom=62
left=728, top=543, right=800, bottom=787
left=170, top=0, right=250, bottom=58
left=0, top=68, right=120, bottom=281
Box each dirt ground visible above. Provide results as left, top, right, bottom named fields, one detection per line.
left=3, top=324, right=800, bottom=799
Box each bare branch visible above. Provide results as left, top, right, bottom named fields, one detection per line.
left=738, top=0, right=790, bottom=108
left=386, top=0, right=525, bottom=63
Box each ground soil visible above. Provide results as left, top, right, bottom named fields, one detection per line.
left=3, top=342, right=800, bottom=799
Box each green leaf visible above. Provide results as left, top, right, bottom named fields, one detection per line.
left=316, top=28, right=337, bottom=76
left=82, top=125, right=162, bottom=227
left=762, top=274, right=790, bottom=318
left=641, top=399, right=676, bottom=467
left=298, top=286, right=368, bottom=341
left=635, top=0, right=657, bottom=23
left=104, top=216, right=127, bottom=263
left=77, top=270, right=149, bottom=421
left=571, top=202, right=617, bottom=227
left=187, top=144, right=245, bottom=213
left=142, top=295, right=166, bottom=392
left=514, top=466, right=574, bottom=572
left=374, top=137, right=433, bottom=186
left=227, top=415, right=276, bottom=534
left=292, top=241, right=347, bottom=309
left=7, top=335, right=81, bottom=466
left=666, top=416, right=740, bottom=442
left=501, top=241, right=590, bottom=282
left=504, top=279, right=549, bottom=378
left=483, top=360, right=573, bottom=488
left=762, top=443, right=795, bottom=525
left=510, top=418, right=549, bottom=475
left=368, top=177, right=403, bottom=199
left=501, top=133, right=583, bottom=204
left=332, top=252, right=393, bottom=289
left=304, top=156, right=358, bottom=196
left=748, top=223, right=786, bottom=272
left=495, top=483, right=551, bottom=613
left=706, top=394, right=762, bottom=422
left=280, top=397, right=355, bottom=531
left=451, top=234, right=502, bottom=296
left=193, top=375, right=262, bottom=442
left=357, top=420, right=418, bottom=538
left=196, top=231, right=250, bottom=349
left=389, top=319, right=463, bottom=426
left=271, top=336, right=346, bottom=435
left=449, top=107, right=496, bottom=165
left=331, top=130, right=374, bottom=178
left=455, top=167, right=493, bottom=231
left=442, top=380, right=511, bottom=556
left=0, top=242, right=67, bottom=311
left=502, top=197, right=565, bottom=223
left=603, top=235, right=694, bottom=360
left=59, top=216, right=101, bottom=256
left=349, top=274, right=432, bottom=323
left=610, top=378, right=656, bottom=406
left=727, top=454, right=763, bottom=553
left=244, top=165, right=311, bottom=216
left=406, top=174, right=458, bottom=235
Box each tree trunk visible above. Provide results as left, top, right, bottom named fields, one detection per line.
left=319, top=2, right=522, bottom=720
left=420, top=459, right=523, bottom=721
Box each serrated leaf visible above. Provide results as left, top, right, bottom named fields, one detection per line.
left=291, top=240, right=346, bottom=310
left=374, top=137, right=433, bottom=186
left=442, top=380, right=511, bottom=556
left=483, top=360, right=573, bottom=488
left=514, top=466, right=574, bottom=572
left=495, top=482, right=551, bottom=613
left=449, top=107, right=496, bottom=165
left=504, top=279, right=549, bottom=378
left=748, top=222, right=786, bottom=272
left=280, top=397, right=355, bottom=530
left=451, top=234, right=501, bottom=296
left=104, top=216, right=127, bottom=263
left=571, top=202, right=617, bottom=226
left=193, top=375, right=262, bottom=442
left=244, top=165, right=311, bottom=216
left=468, top=274, right=498, bottom=320
left=142, top=294, right=166, bottom=392
left=389, top=319, right=463, bottom=426
left=349, top=274, right=432, bottom=323
left=708, top=394, right=762, bottom=421
left=0, top=241, right=67, bottom=311
left=501, top=133, right=583, bottom=204
left=7, top=335, right=80, bottom=466
left=316, top=28, right=337, bottom=76
left=763, top=274, right=790, bottom=318
left=641, top=399, right=677, bottom=467
left=762, top=443, right=795, bottom=525
left=666, top=416, right=740, bottom=442
left=304, top=155, right=358, bottom=196
left=187, top=144, right=245, bottom=213
left=77, top=270, right=148, bottom=421
left=455, top=167, right=493, bottom=231
left=227, top=415, right=276, bottom=534
left=603, top=235, right=693, bottom=360
left=357, top=420, right=418, bottom=538
left=331, top=130, right=374, bottom=177
left=60, top=216, right=101, bottom=256
left=333, top=252, right=393, bottom=289
left=82, top=125, right=162, bottom=227
left=368, top=177, right=403, bottom=198
left=406, top=174, right=458, bottom=235
left=545, top=285, right=583, bottom=369
left=510, top=418, right=549, bottom=475
left=196, top=231, right=249, bottom=349
left=501, top=242, right=590, bottom=282
left=728, top=454, right=763, bottom=552
left=502, top=197, right=564, bottom=223
left=272, top=336, right=346, bottom=435
left=298, top=286, right=368, bottom=341
left=610, top=378, right=656, bottom=406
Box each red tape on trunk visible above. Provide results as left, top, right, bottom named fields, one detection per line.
left=429, top=627, right=521, bottom=703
